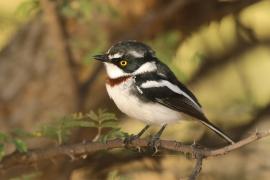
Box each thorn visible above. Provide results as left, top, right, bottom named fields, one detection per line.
left=68, top=154, right=76, bottom=161
left=192, top=139, right=196, bottom=146
left=136, top=146, right=141, bottom=153
left=153, top=145, right=159, bottom=156
left=81, top=154, right=87, bottom=159
left=255, top=128, right=260, bottom=136
left=66, top=150, right=76, bottom=161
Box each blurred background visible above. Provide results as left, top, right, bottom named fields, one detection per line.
left=0, top=0, right=270, bottom=179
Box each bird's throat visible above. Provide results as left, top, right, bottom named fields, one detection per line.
left=106, top=76, right=132, bottom=87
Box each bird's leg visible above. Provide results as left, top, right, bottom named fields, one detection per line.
left=124, top=125, right=150, bottom=145
left=148, top=124, right=167, bottom=153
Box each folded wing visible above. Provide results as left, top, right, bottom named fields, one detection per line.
left=135, top=71, right=235, bottom=144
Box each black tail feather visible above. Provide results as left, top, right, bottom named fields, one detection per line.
left=199, top=119, right=235, bottom=144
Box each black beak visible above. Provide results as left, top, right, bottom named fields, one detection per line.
left=93, top=54, right=108, bottom=62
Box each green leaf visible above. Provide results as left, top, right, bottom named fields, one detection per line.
left=86, top=111, right=99, bottom=121
left=16, top=0, right=40, bottom=17
left=99, top=113, right=117, bottom=122
left=10, top=171, right=42, bottom=180
left=107, top=170, right=120, bottom=180
left=100, top=119, right=118, bottom=128
left=98, top=108, right=106, bottom=114
left=63, top=119, right=97, bottom=128
left=0, top=143, right=5, bottom=161
left=0, top=132, right=8, bottom=142
left=37, top=110, right=118, bottom=143
left=13, top=139, right=28, bottom=153
left=100, top=128, right=127, bottom=143
left=11, top=128, right=34, bottom=138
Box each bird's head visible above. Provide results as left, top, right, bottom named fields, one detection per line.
left=93, top=40, right=157, bottom=79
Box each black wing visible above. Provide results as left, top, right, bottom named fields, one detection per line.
left=134, top=60, right=203, bottom=119
left=135, top=82, right=206, bottom=121
left=155, top=61, right=202, bottom=107
left=134, top=61, right=235, bottom=144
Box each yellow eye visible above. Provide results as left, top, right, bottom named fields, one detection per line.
left=119, top=60, right=128, bottom=67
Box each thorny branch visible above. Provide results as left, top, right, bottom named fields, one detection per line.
left=0, top=130, right=269, bottom=179
left=189, top=153, right=203, bottom=180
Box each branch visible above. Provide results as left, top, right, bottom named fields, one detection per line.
left=189, top=153, right=203, bottom=180
left=0, top=130, right=269, bottom=172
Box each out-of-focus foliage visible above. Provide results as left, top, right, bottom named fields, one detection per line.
left=10, top=172, right=42, bottom=180
left=0, top=0, right=25, bottom=48
left=0, top=131, right=29, bottom=160
left=172, top=1, right=270, bottom=129
left=15, top=0, right=40, bottom=17
left=37, top=115, right=95, bottom=144
left=85, top=109, right=127, bottom=142
left=36, top=109, right=124, bottom=144
left=0, top=110, right=125, bottom=160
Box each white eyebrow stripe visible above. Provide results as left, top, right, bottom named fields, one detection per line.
left=106, top=45, right=113, bottom=53
left=108, top=53, right=123, bottom=59
left=140, top=80, right=201, bottom=110
left=128, top=50, right=144, bottom=58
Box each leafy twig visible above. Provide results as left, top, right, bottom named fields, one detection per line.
left=0, top=130, right=269, bottom=180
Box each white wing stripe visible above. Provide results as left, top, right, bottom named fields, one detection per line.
left=140, top=80, right=201, bottom=109
left=134, top=61, right=157, bottom=75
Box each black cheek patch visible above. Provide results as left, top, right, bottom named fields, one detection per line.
left=124, top=63, right=140, bottom=73
left=121, top=58, right=148, bottom=73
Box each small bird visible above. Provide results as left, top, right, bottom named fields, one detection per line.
left=93, top=40, right=234, bottom=146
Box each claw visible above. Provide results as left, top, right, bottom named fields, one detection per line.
left=124, top=125, right=151, bottom=147
left=192, top=139, right=196, bottom=146
left=124, top=134, right=138, bottom=146
left=191, top=142, right=204, bottom=159
left=148, top=135, right=161, bottom=154
left=147, top=124, right=167, bottom=154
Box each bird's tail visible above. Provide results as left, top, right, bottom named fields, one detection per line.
left=199, top=119, right=235, bottom=144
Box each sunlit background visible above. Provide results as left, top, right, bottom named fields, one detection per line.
left=0, top=0, right=270, bottom=179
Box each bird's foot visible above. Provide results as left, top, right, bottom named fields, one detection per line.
left=190, top=141, right=205, bottom=159
left=148, top=135, right=161, bottom=154
left=124, top=134, right=138, bottom=146
left=191, top=140, right=204, bottom=149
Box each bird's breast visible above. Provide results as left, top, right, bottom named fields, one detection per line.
left=105, top=78, right=182, bottom=124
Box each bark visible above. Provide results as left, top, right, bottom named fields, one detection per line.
left=0, top=17, right=77, bottom=131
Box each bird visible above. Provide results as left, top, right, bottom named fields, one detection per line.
left=93, top=40, right=235, bottom=146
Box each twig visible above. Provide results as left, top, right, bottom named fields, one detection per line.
left=189, top=154, right=203, bottom=180
left=0, top=130, right=269, bottom=178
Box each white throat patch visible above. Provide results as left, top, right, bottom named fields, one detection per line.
left=104, top=63, right=129, bottom=79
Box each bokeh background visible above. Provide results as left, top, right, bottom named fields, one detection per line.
left=0, top=0, right=270, bottom=179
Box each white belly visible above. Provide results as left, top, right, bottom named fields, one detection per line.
left=106, top=78, right=182, bottom=125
